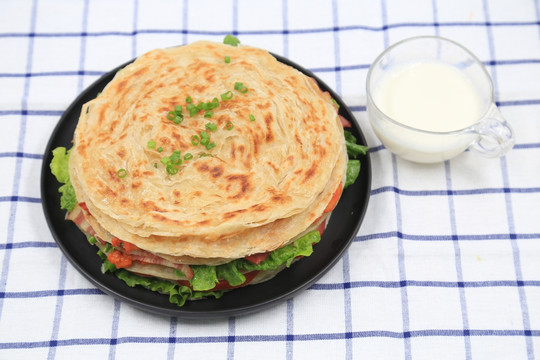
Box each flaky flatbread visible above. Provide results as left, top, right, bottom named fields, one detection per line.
left=68, top=41, right=346, bottom=260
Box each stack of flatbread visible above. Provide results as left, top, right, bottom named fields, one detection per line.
left=65, top=40, right=347, bottom=299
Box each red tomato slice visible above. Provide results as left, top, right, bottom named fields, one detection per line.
left=339, top=115, right=352, bottom=128
left=245, top=252, right=271, bottom=265
left=107, top=250, right=133, bottom=269
left=324, top=182, right=343, bottom=214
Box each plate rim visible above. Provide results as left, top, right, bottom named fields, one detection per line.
left=40, top=50, right=372, bottom=319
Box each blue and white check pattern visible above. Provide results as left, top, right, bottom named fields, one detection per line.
left=1, top=0, right=539, bottom=359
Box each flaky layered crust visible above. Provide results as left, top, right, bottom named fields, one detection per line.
left=69, top=41, right=346, bottom=261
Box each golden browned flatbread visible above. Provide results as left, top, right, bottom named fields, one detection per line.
left=69, top=40, right=346, bottom=261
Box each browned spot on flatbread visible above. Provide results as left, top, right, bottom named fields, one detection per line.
left=264, top=113, right=274, bottom=142
left=226, top=174, right=251, bottom=199
left=210, top=165, right=224, bottom=178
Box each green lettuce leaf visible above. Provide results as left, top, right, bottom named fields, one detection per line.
left=50, top=147, right=77, bottom=211
left=216, top=260, right=246, bottom=287
left=242, top=230, right=321, bottom=271
left=191, top=265, right=219, bottom=291
left=115, top=269, right=223, bottom=307
left=50, top=147, right=70, bottom=183
left=345, top=160, right=361, bottom=189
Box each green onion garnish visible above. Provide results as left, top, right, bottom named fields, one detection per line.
left=225, top=121, right=234, bottom=130
left=160, top=157, right=170, bottom=165
left=186, top=96, right=192, bottom=104
left=166, top=164, right=178, bottom=175
left=187, top=103, right=198, bottom=117
left=234, top=82, right=248, bottom=93
left=184, top=153, right=193, bottom=160
left=249, top=114, right=256, bottom=121
left=147, top=140, right=156, bottom=149
left=199, top=153, right=214, bottom=158
left=117, top=168, right=127, bottom=178
left=174, top=105, right=183, bottom=114
left=206, top=142, right=216, bottom=150
left=200, top=131, right=210, bottom=146
left=221, top=91, right=233, bottom=101
left=191, top=135, right=200, bottom=145
left=158, top=147, right=163, bottom=153
left=205, top=122, right=218, bottom=132
left=104, top=243, right=112, bottom=253
left=224, top=56, right=231, bottom=63
left=331, top=98, right=340, bottom=109
left=154, top=163, right=158, bottom=168
left=223, top=34, right=240, bottom=46
left=174, top=115, right=183, bottom=124
left=167, top=111, right=176, bottom=120
left=170, top=150, right=182, bottom=165
left=88, top=236, right=97, bottom=245
left=204, top=111, right=213, bottom=118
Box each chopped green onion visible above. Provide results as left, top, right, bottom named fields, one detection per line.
left=187, top=103, right=198, bottom=117
left=220, top=91, right=233, bottom=101
left=174, top=105, right=183, bottom=114
left=199, top=153, right=214, bottom=158
left=204, top=111, right=213, bottom=118
left=167, top=111, right=175, bottom=120
left=117, top=168, right=127, bottom=178
left=154, top=163, right=158, bottom=168
left=160, top=157, right=170, bottom=165
left=158, top=147, right=163, bottom=153
left=104, top=243, right=112, bottom=253
left=196, top=102, right=205, bottom=111
left=225, top=121, right=234, bottom=130
left=186, top=96, right=192, bottom=104
left=147, top=140, right=156, bottom=149
left=234, top=82, right=248, bottom=93
left=170, top=150, right=182, bottom=165
left=88, top=236, right=97, bottom=245
left=184, top=153, right=193, bottom=160
left=331, top=98, right=340, bottom=109
left=200, top=131, right=210, bottom=146
left=206, top=142, right=216, bottom=150
left=249, top=114, right=256, bottom=121
left=174, top=115, right=183, bottom=124
left=166, top=164, right=178, bottom=175
left=223, top=34, right=240, bottom=46
left=191, top=135, right=200, bottom=145
left=224, top=56, right=231, bottom=63
left=205, top=122, right=218, bottom=132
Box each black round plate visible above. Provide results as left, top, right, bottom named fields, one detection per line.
left=40, top=52, right=371, bottom=319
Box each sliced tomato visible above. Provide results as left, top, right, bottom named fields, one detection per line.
left=245, top=251, right=271, bottom=265
left=317, top=220, right=326, bottom=235
left=107, top=250, right=133, bottom=269
left=324, top=182, right=343, bottom=214
left=111, top=237, right=122, bottom=247
left=339, top=115, right=352, bottom=128
left=79, top=202, right=89, bottom=212
left=122, top=241, right=139, bottom=253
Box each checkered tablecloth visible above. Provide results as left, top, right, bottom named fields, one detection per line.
left=1, top=0, right=539, bottom=359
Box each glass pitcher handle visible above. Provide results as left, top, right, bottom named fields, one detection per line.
left=469, top=116, right=515, bottom=158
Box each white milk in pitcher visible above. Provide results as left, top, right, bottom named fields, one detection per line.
left=370, top=61, right=485, bottom=162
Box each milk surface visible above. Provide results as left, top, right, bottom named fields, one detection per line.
left=373, top=61, right=484, bottom=132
